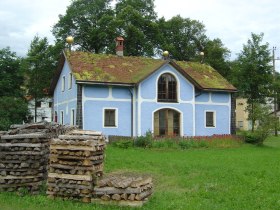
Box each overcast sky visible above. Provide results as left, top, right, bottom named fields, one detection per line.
left=1, top=0, right=280, bottom=70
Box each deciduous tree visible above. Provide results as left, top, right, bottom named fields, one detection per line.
left=233, top=33, right=273, bottom=131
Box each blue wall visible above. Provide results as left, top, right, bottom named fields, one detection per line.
left=53, top=61, right=77, bottom=125
left=195, top=92, right=231, bottom=136
left=138, top=64, right=195, bottom=136
left=83, top=85, right=132, bottom=136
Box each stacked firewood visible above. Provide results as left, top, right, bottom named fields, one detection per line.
left=47, top=130, right=106, bottom=203
left=0, top=133, right=50, bottom=194
left=93, top=175, right=153, bottom=205
left=0, top=122, right=76, bottom=194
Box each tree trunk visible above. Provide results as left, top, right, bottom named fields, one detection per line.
left=251, top=103, right=255, bottom=132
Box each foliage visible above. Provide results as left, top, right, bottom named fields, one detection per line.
left=0, top=96, right=28, bottom=130
left=133, top=131, right=153, bottom=148
left=157, top=15, right=208, bottom=61
left=0, top=48, right=27, bottom=130
left=21, top=36, right=57, bottom=122
left=242, top=104, right=276, bottom=145
left=111, top=139, right=133, bottom=149
left=0, top=47, right=23, bottom=97
left=203, top=38, right=232, bottom=79
left=115, top=0, right=159, bottom=56
left=233, top=33, right=273, bottom=131
left=53, top=0, right=117, bottom=54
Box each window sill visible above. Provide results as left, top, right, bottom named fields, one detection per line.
left=157, top=100, right=178, bottom=103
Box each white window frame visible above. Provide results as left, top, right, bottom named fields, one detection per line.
left=62, top=76, right=65, bottom=92
left=68, top=73, right=73, bottom=90
left=60, top=110, right=64, bottom=125
left=103, top=108, right=118, bottom=128
left=70, top=109, right=75, bottom=125
left=205, top=110, right=216, bottom=128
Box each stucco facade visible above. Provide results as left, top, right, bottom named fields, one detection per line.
left=52, top=59, right=233, bottom=137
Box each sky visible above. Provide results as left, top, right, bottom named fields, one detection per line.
left=1, top=0, right=280, bottom=70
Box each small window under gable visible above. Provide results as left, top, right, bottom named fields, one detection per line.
left=60, top=111, right=64, bottom=125
left=62, top=76, right=65, bottom=92
left=104, top=109, right=116, bottom=127
left=158, top=73, right=177, bottom=102
left=206, top=111, right=215, bottom=127
left=68, top=73, right=73, bottom=89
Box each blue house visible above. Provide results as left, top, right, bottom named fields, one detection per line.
left=50, top=40, right=237, bottom=137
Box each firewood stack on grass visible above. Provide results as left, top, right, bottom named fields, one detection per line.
left=0, top=122, right=68, bottom=194
left=92, top=174, right=153, bottom=206
left=47, top=130, right=106, bottom=203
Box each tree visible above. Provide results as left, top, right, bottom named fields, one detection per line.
left=115, top=0, right=159, bottom=56
left=52, top=0, right=116, bottom=54
left=0, top=97, right=28, bottom=130
left=233, top=33, right=273, bottom=131
left=0, top=47, right=28, bottom=130
left=157, top=15, right=208, bottom=61
left=22, top=36, right=56, bottom=122
left=0, top=47, right=23, bottom=97
left=203, top=38, right=231, bottom=79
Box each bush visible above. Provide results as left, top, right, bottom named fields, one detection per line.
left=241, top=130, right=268, bottom=146
left=111, top=139, right=133, bottom=149
left=134, top=131, right=153, bottom=148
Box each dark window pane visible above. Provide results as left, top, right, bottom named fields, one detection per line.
left=158, top=73, right=177, bottom=102
left=36, top=101, right=41, bottom=107
left=105, top=109, right=116, bottom=127
left=206, top=112, right=214, bottom=127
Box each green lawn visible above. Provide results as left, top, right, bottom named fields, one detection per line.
left=1, top=136, right=280, bottom=210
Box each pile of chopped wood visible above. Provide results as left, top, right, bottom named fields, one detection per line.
left=47, top=130, right=106, bottom=203
left=0, top=122, right=76, bottom=194
left=0, top=133, right=50, bottom=194
left=93, top=175, right=153, bottom=206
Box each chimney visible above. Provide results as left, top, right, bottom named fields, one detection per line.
left=115, top=37, right=124, bottom=56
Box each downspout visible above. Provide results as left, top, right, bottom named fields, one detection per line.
left=129, top=87, right=134, bottom=137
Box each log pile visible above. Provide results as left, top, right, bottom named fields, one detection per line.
left=0, top=122, right=76, bottom=194
left=0, top=133, right=50, bottom=194
left=47, top=130, right=106, bottom=203
left=92, top=175, right=153, bottom=206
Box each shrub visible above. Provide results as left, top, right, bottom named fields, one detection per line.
left=134, top=131, right=153, bottom=148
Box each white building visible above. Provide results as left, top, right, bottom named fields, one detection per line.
left=27, top=97, right=52, bottom=123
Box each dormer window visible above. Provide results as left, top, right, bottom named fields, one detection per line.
left=158, top=73, right=177, bottom=102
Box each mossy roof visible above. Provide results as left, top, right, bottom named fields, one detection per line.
left=50, top=51, right=236, bottom=93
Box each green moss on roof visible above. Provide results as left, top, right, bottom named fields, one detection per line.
left=176, top=61, right=236, bottom=90
left=65, top=51, right=236, bottom=91
left=66, top=51, right=165, bottom=83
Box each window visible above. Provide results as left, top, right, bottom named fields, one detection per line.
left=62, top=76, right=65, bottom=92
left=206, top=111, right=215, bottom=127
left=60, top=111, right=64, bottom=124
left=104, top=109, right=116, bottom=127
left=54, top=111, right=58, bottom=123
left=237, top=121, right=243, bottom=128
left=35, top=101, right=41, bottom=108
left=71, top=109, right=75, bottom=125
left=68, top=73, right=73, bottom=89
left=158, top=73, right=177, bottom=102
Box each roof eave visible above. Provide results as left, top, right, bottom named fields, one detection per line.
left=76, top=80, right=135, bottom=87
left=201, top=88, right=238, bottom=93
left=49, top=51, right=67, bottom=95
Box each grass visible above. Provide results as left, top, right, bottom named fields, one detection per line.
left=1, top=136, right=280, bottom=210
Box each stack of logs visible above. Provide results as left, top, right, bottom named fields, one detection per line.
left=0, top=133, right=50, bottom=194
left=0, top=122, right=76, bottom=194
left=93, top=175, right=153, bottom=206
left=47, top=130, right=106, bottom=203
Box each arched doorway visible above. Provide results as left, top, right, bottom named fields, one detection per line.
left=154, top=109, right=180, bottom=136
